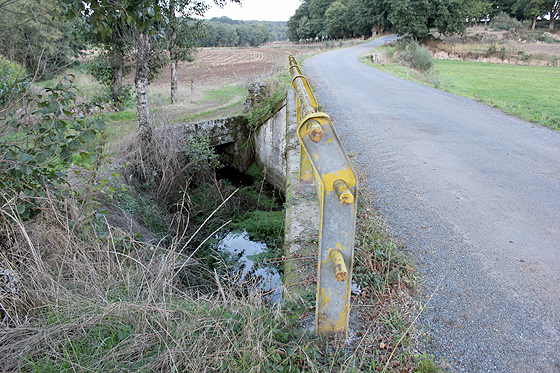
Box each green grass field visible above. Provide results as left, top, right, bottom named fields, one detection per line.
left=435, top=60, right=560, bottom=130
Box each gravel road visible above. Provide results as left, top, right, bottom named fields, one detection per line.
left=304, top=36, right=560, bottom=372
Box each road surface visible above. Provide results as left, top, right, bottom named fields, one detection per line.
left=304, top=36, right=560, bottom=372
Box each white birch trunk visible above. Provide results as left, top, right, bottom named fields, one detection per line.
left=169, top=0, right=178, bottom=104
left=170, top=60, right=178, bottom=104
left=135, top=31, right=152, bottom=143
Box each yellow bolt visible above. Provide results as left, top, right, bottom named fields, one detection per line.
left=333, top=179, right=354, bottom=206
left=330, top=250, right=348, bottom=282
left=307, top=120, right=324, bottom=142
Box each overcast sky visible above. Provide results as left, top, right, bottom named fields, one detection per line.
left=204, top=0, right=302, bottom=22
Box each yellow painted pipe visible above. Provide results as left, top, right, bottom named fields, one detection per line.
left=330, top=250, right=348, bottom=282
left=333, top=179, right=354, bottom=206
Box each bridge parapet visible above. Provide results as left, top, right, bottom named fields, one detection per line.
left=162, top=116, right=250, bottom=148
left=156, top=108, right=288, bottom=191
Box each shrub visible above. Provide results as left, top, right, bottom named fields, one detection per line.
left=0, top=76, right=106, bottom=219
left=485, top=43, right=508, bottom=59
left=399, top=40, right=434, bottom=73
left=81, top=56, right=134, bottom=109
left=538, top=32, right=560, bottom=44
left=0, top=192, right=286, bottom=371
left=490, top=12, right=524, bottom=31
left=247, top=77, right=289, bottom=130
left=0, top=59, right=29, bottom=109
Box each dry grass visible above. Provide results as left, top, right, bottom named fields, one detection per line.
left=0, top=190, right=422, bottom=372
left=0, top=190, right=288, bottom=372
left=427, top=26, right=560, bottom=66
left=348, top=187, right=425, bottom=373
left=0, top=166, right=433, bottom=373
left=0, top=104, right=279, bottom=371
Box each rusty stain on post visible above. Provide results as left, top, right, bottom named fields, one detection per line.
left=329, top=250, right=348, bottom=282
left=307, top=120, right=324, bottom=142
left=292, top=76, right=316, bottom=117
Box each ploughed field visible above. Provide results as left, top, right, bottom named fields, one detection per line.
left=146, top=41, right=328, bottom=121
left=156, top=42, right=323, bottom=88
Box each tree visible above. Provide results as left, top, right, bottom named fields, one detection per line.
left=200, top=22, right=236, bottom=46
left=287, top=0, right=335, bottom=41
left=64, top=0, right=240, bottom=143
left=510, top=0, right=558, bottom=29
left=0, top=0, right=82, bottom=78
left=491, top=0, right=526, bottom=19
left=287, top=1, right=310, bottom=41
left=545, top=0, right=559, bottom=30
left=345, top=0, right=376, bottom=37
left=364, top=0, right=392, bottom=35
left=512, top=0, right=546, bottom=28
left=308, top=0, right=333, bottom=38
left=0, top=0, right=109, bottom=221
left=325, top=1, right=348, bottom=38
left=167, top=1, right=203, bottom=104
left=387, top=0, right=467, bottom=38
left=249, top=24, right=269, bottom=46
left=464, top=0, right=493, bottom=26
left=76, top=17, right=133, bottom=107
left=288, top=0, right=473, bottom=41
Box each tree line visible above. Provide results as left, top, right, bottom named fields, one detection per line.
left=197, top=16, right=287, bottom=47
left=287, top=0, right=559, bottom=41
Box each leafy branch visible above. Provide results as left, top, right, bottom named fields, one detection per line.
left=0, top=76, right=106, bottom=219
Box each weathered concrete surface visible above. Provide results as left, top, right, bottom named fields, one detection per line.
left=158, top=105, right=289, bottom=185
left=253, top=99, right=288, bottom=192
left=155, top=91, right=320, bottom=302
left=159, top=116, right=255, bottom=172
left=282, top=89, right=321, bottom=304
left=165, top=116, right=250, bottom=147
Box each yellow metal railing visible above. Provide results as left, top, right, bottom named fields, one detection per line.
left=288, top=55, right=357, bottom=336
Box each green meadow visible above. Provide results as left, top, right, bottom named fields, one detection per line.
left=436, top=60, right=560, bottom=130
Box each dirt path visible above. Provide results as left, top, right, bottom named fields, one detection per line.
left=304, top=35, right=560, bottom=372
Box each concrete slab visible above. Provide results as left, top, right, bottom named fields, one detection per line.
left=283, top=89, right=321, bottom=305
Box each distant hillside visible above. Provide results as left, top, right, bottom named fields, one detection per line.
left=198, top=16, right=288, bottom=47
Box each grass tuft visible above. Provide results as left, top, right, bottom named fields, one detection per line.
left=400, top=40, right=434, bottom=73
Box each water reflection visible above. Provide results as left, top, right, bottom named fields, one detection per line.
left=216, top=230, right=283, bottom=304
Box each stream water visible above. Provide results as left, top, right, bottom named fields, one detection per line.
left=216, top=230, right=283, bottom=304
left=212, top=162, right=285, bottom=303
